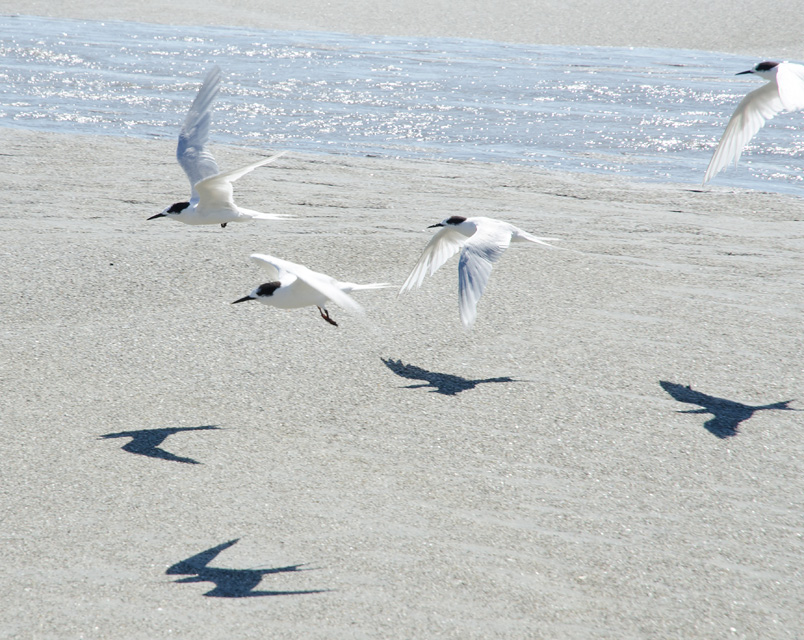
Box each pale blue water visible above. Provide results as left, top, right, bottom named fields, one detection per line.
left=2, top=14, right=804, bottom=195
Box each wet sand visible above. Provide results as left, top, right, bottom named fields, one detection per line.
left=7, top=0, right=804, bottom=56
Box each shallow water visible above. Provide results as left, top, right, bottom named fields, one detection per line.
left=2, top=14, right=803, bottom=194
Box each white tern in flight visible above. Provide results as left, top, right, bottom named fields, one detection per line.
left=399, top=215, right=557, bottom=328
left=150, top=66, right=290, bottom=227
left=233, top=254, right=390, bottom=327
left=703, top=61, right=804, bottom=185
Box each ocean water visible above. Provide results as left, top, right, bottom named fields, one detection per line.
left=2, top=14, right=803, bottom=195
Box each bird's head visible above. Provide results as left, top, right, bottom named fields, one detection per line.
left=231, top=281, right=281, bottom=305
left=737, top=61, right=780, bottom=78
left=148, top=201, right=190, bottom=221
left=428, top=215, right=470, bottom=229
left=428, top=215, right=476, bottom=236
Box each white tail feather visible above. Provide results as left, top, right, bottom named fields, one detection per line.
left=343, top=282, right=392, bottom=292
left=239, top=208, right=294, bottom=220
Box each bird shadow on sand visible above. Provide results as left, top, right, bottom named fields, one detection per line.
left=659, top=381, right=798, bottom=438
left=166, top=539, right=328, bottom=598
left=99, top=425, right=221, bottom=464
left=381, top=357, right=517, bottom=396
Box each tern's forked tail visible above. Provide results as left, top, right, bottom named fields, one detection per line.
left=343, top=282, right=392, bottom=292
left=240, top=208, right=295, bottom=220
left=515, top=230, right=560, bottom=247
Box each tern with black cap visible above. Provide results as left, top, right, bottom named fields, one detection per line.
left=703, top=60, right=804, bottom=185
left=149, top=66, right=291, bottom=227
left=399, top=216, right=557, bottom=329
left=233, top=254, right=390, bottom=327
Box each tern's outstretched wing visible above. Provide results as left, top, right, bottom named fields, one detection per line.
left=399, top=226, right=467, bottom=293
left=177, top=66, right=222, bottom=203
left=250, top=254, right=363, bottom=312
left=194, top=152, right=286, bottom=209
left=250, top=253, right=287, bottom=283
left=703, top=80, right=783, bottom=185
left=458, top=225, right=511, bottom=328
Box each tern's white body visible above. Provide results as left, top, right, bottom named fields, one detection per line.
left=399, top=215, right=557, bottom=328
left=703, top=60, right=804, bottom=185
left=152, top=66, right=290, bottom=226
left=233, top=254, right=390, bottom=325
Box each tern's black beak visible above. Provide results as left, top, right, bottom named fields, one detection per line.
left=428, top=223, right=444, bottom=228
left=147, top=212, right=166, bottom=220
left=736, top=69, right=753, bottom=75
left=231, top=296, right=254, bottom=304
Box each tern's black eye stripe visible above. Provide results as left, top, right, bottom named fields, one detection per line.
left=256, top=281, right=281, bottom=297
left=167, top=201, right=191, bottom=213
left=445, top=216, right=467, bottom=225
left=755, top=61, right=779, bottom=72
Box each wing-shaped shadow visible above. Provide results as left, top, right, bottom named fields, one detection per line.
left=659, top=381, right=797, bottom=438
left=166, top=539, right=327, bottom=597
left=100, top=425, right=220, bottom=464
left=381, top=357, right=516, bottom=396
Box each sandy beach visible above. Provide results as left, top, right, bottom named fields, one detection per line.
left=2, top=3, right=804, bottom=639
